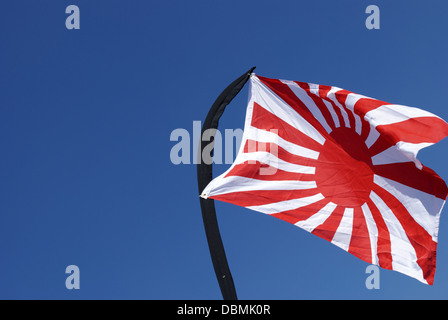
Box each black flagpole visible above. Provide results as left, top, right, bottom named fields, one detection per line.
left=197, top=67, right=256, bottom=300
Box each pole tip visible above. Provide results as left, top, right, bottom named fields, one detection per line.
left=248, top=66, right=256, bottom=75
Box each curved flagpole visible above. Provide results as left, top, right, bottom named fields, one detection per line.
left=197, top=67, right=256, bottom=300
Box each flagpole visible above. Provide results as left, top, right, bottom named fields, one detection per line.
left=197, top=67, right=256, bottom=300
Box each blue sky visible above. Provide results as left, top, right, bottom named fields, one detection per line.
left=1, top=0, right=448, bottom=299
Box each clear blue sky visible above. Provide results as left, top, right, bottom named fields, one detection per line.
left=1, top=0, right=448, bottom=299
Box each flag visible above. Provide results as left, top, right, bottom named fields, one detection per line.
left=200, top=74, right=448, bottom=285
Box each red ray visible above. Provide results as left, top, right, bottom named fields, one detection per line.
left=317, top=85, right=346, bottom=128
left=331, top=89, right=357, bottom=130
left=251, top=102, right=322, bottom=152
left=365, top=199, right=393, bottom=270
left=372, top=184, right=437, bottom=284
left=373, top=162, right=448, bottom=200
left=348, top=206, right=372, bottom=264
left=257, top=76, right=330, bottom=136
left=210, top=188, right=321, bottom=208
left=332, top=89, right=372, bottom=140
left=294, top=81, right=337, bottom=131
left=359, top=116, right=371, bottom=142
left=311, top=205, right=345, bottom=242
left=243, top=140, right=318, bottom=167
left=272, top=198, right=331, bottom=225
left=354, top=97, right=390, bottom=115
left=376, top=116, right=448, bottom=145
left=225, top=161, right=315, bottom=182
left=367, top=133, right=393, bottom=157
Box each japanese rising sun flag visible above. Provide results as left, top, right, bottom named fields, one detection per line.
left=200, top=74, right=448, bottom=285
